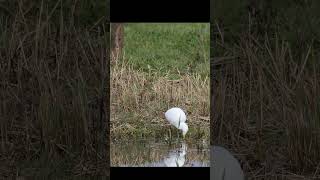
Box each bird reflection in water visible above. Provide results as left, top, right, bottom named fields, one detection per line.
left=163, top=142, right=187, bottom=167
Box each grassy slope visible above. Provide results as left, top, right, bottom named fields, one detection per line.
left=111, top=23, right=210, bottom=141
left=123, top=23, right=210, bottom=78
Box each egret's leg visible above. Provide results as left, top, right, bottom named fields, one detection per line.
left=177, top=130, right=180, bottom=140
left=169, top=127, right=172, bottom=141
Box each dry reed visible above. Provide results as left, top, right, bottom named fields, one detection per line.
left=0, top=1, right=108, bottom=178
left=212, top=26, right=320, bottom=179
left=111, top=60, right=210, bottom=140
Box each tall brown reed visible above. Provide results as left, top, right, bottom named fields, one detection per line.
left=212, top=27, right=320, bottom=179
left=0, top=1, right=108, bottom=178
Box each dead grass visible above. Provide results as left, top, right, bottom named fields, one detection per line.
left=212, top=24, right=320, bottom=179
left=0, top=1, right=108, bottom=178
left=111, top=60, right=210, bottom=141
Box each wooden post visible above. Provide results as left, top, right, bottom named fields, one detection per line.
left=111, top=23, right=124, bottom=64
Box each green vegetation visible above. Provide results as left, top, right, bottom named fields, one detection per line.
left=123, top=23, right=210, bottom=78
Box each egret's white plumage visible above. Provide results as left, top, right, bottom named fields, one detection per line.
left=165, top=107, right=188, bottom=137
left=211, top=146, right=244, bottom=180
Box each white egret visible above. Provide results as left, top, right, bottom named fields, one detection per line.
left=211, top=146, right=244, bottom=180
left=165, top=107, right=189, bottom=138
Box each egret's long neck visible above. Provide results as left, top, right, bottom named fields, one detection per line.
left=178, top=122, right=186, bottom=130
left=179, top=122, right=188, bottom=136
left=178, top=113, right=181, bottom=128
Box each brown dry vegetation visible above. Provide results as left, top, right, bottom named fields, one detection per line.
left=212, top=27, right=320, bottom=179
left=0, top=1, right=108, bottom=179
left=110, top=61, right=210, bottom=141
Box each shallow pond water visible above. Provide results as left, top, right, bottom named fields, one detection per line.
left=111, top=139, right=210, bottom=167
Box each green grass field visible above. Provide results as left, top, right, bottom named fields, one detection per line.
left=123, top=23, right=210, bottom=78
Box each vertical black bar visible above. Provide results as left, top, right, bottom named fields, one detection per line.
left=106, top=0, right=110, bottom=23
left=106, top=23, right=111, bottom=180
